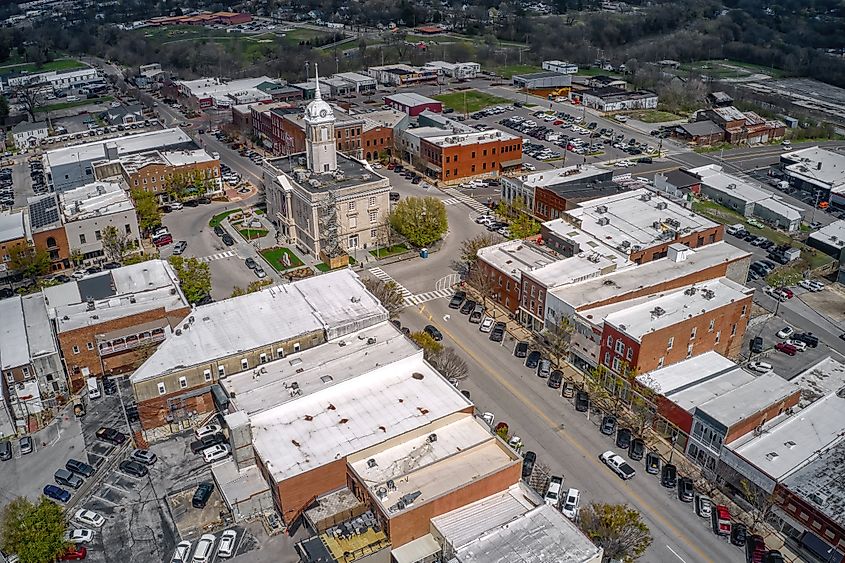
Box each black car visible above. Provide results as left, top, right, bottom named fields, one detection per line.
left=245, top=257, right=257, bottom=270
left=95, top=427, right=127, bottom=445
left=616, top=428, right=632, bottom=449
left=214, top=225, right=226, bottom=237
left=600, top=415, right=616, bottom=436
left=575, top=390, right=589, bottom=412
left=66, top=459, right=95, bottom=478
left=103, top=378, right=117, bottom=396
left=677, top=476, right=694, bottom=502
left=750, top=336, right=764, bottom=354
left=763, top=550, right=785, bottom=563
left=548, top=370, right=562, bottom=389
left=525, top=351, right=541, bottom=369
left=424, top=325, right=443, bottom=341
left=489, top=322, right=506, bottom=342
left=448, top=291, right=466, bottom=309
left=522, top=451, right=536, bottom=479
left=661, top=463, right=677, bottom=488
left=192, top=482, right=214, bottom=508
left=629, top=438, right=645, bottom=461
left=222, top=234, right=235, bottom=246
left=731, top=522, right=747, bottom=547
left=514, top=341, right=529, bottom=358
left=119, top=459, right=149, bottom=478
left=459, top=299, right=476, bottom=315
left=0, top=441, right=11, bottom=461
left=190, top=433, right=226, bottom=454
left=794, top=332, right=819, bottom=348
left=645, top=451, right=660, bottom=474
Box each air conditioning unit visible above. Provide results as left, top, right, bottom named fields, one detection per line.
left=596, top=205, right=608, bottom=214
left=656, top=201, right=668, bottom=210
left=597, top=217, right=610, bottom=226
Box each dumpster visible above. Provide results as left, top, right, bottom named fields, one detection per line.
left=420, top=248, right=428, bottom=258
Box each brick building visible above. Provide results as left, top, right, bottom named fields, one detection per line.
left=94, top=148, right=222, bottom=199
left=266, top=106, right=366, bottom=159
left=383, top=92, right=442, bottom=116
left=476, top=239, right=559, bottom=313
left=418, top=129, right=522, bottom=184
left=701, top=106, right=785, bottom=144
left=44, top=260, right=190, bottom=392
left=501, top=165, right=620, bottom=220
left=0, top=211, right=28, bottom=281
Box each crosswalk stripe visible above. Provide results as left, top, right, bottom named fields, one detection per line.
left=443, top=188, right=490, bottom=214
left=404, top=287, right=454, bottom=306
left=198, top=250, right=236, bottom=263
left=368, top=267, right=413, bottom=298
left=441, top=198, right=460, bottom=206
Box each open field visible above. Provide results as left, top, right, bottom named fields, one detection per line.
left=678, top=59, right=787, bottom=80
left=37, top=96, right=112, bottom=112
left=435, top=89, right=511, bottom=113
left=0, top=58, right=85, bottom=74
left=281, top=27, right=339, bottom=45
left=488, top=64, right=541, bottom=78
left=625, top=109, right=683, bottom=123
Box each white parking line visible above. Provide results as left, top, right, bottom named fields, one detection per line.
left=666, top=545, right=688, bottom=562
left=91, top=494, right=117, bottom=506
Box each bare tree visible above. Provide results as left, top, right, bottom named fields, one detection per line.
left=430, top=347, right=469, bottom=382
left=539, top=315, right=574, bottom=369
left=740, top=479, right=778, bottom=533
left=466, top=262, right=498, bottom=313
left=459, top=233, right=498, bottom=274
left=362, top=277, right=405, bottom=319
left=13, top=83, right=42, bottom=121
left=102, top=225, right=133, bottom=263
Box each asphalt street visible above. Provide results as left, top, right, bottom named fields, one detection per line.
left=399, top=299, right=742, bottom=563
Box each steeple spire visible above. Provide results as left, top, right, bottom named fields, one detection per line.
left=314, top=63, right=321, bottom=101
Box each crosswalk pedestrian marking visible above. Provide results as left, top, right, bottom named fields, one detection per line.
left=441, top=198, right=460, bottom=206
left=443, top=188, right=490, bottom=214
left=198, top=250, right=236, bottom=263
left=368, top=267, right=413, bottom=298
left=404, top=288, right=454, bottom=306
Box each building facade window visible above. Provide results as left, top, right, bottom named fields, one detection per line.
left=72, top=345, right=80, bottom=354
left=708, top=320, right=715, bottom=333
left=204, top=369, right=212, bottom=382
left=158, top=382, right=166, bottom=395
left=179, top=376, right=187, bottom=389
left=218, top=365, right=225, bottom=377
left=615, top=340, right=625, bottom=354
left=79, top=234, right=86, bottom=244
left=667, top=337, right=674, bottom=350
left=687, top=344, right=694, bottom=358
left=690, top=327, right=697, bottom=339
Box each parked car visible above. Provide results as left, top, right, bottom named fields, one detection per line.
left=628, top=438, right=645, bottom=461
left=19, top=436, right=33, bottom=455
left=55, top=468, right=84, bottom=489
left=192, top=482, right=214, bottom=508
left=58, top=546, right=87, bottom=561
left=203, top=444, right=231, bottom=463
left=424, top=325, right=443, bottom=341
left=560, top=488, right=581, bottom=520
left=43, top=484, right=71, bottom=503
left=73, top=509, right=105, bottom=528
left=63, top=529, right=94, bottom=544
left=575, top=391, right=589, bottom=412
left=65, top=459, right=95, bottom=478
left=750, top=336, right=764, bottom=354
left=746, top=535, right=767, bottom=563
left=459, top=299, right=476, bottom=315
left=95, top=427, right=126, bottom=445
left=221, top=234, right=235, bottom=246
left=776, top=326, right=794, bottom=339
left=645, top=451, right=660, bottom=474
left=677, top=476, right=694, bottom=502
left=468, top=306, right=484, bottom=324
left=793, top=332, right=819, bottom=348
left=661, top=463, right=677, bottom=488
left=191, top=534, right=216, bottom=563
left=785, top=339, right=807, bottom=351
left=119, top=459, right=149, bottom=478
left=130, top=449, right=158, bottom=465
left=537, top=359, right=551, bottom=378
left=544, top=475, right=564, bottom=506
left=695, top=494, right=713, bottom=518
left=731, top=522, right=748, bottom=546
left=172, top=241, right=188, bottom=255
left=479, top=316, right=495, bottom=333
left=522, top=451, right=536, bottom=479
left=448, top=291, right=466, bottom=309
left=562, top=381, right=575, bottom=399
left=0, top=441, right=12, bottom=461
left=775, top=342, right=798, bottom=356
left=489, top=322, right=506, bottom=342
left=600, top=415, right=617, bottom=436
left=600, top=450, right=636, bottom=480
left=514, top=341, right=529, bottom=358
left=217, top=529, right=238, bottom=558
left=525, top=351, right=541, bottom=369
left=548, top=370, right=563, bottom=389
left=616, top=428, right=632, bottom=449
left=190, top=433, right=226, bottom=454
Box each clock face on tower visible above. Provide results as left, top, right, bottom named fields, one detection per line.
left=320, top=109, right=327, bottom=118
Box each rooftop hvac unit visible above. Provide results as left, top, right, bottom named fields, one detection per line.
left=597, top=217, right=610, bottom=226
left=367, top=458, right=377, bottom=468
left=656, top=201, right=668, bottom=210
left=596, top=205, right=608, bottom=214
left=684, top=286, right=697, bottom=296
left=653, top=221, right=662, bottom=230
left=640, top=193, right=651, bottom=201
left=651, top=306, right=665, bottom=317
left=701, top=289, right=715, bottom=300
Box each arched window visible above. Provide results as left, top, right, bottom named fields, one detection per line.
left=46, top=237, right=57, bottom=248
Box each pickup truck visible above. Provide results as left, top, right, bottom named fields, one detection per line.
left=600, top=450, right=636, bottom=480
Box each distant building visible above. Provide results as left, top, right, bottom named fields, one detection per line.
left=177, top=76, right=276, bottom=109
left=367, top=64, right=438, bottom=86
left=0, top=211, right=28, bottom=281
left=512, top=71, right=572, bottom=90
left=700, top=106, right=785, bottom=144
left=418, top=129, right=522, bottom=184
left=780, top=146, right=845, bottom=209
left=424, top=60, right=481, bottom=80
left=542, top=60, right=579, bottom=74
left=2, top=66, right=100, bottom=94
left=103, top=104, right=145, bottom=126
left=577, top=87, right=658, bottom=112
left=707, top=91, right=734, bottom=107
left=674, top=120, right=726, bottom=146
left=501, top=165, right=618, bottom=220
left=653, top=169, right=701, bottom=198
left=807, top=220, right=845, bottom=283
left=27, top=193, right=71, bottom=272
left=11, top=120, right=49, bottom=150
left=383, top=92, right=442, bottom=116
left=332, top=71, right=377, bottom=94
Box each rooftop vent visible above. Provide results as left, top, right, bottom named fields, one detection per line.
left=784, top=440, right=796, bottom=448
left=684, top=286, right=697, bottom=296
left=701, top=289, right=715, bottom=300
left=765, top=452, right=779, bottom=461
left=640, top=193, right=651, bottom=201
left=656, top=201, right=668, bottom=210
left=387, top=479, right=396, bottom=491
left=377, top=487, right=387, bottom=500
left=596, top=205, right=608, bottom=214
left=367, top=458, right=377, bottom=468
left=86, top=298, right=95, bottom=311
left=597, top=217, right=610, bottom=226
left=428, top=433, right=437, bottom=443
left=650, top=307, right=666, bottom=317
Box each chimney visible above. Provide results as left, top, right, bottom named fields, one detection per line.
left=104, top=142, right=119, bottom=161
left=224, top=410, right=255, bottom=471
left=667, top=243, right=690, bottom=262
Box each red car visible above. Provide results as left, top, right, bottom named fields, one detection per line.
left=553, top=119, right=564, bottom=125
left=778, top=287, right=794, bottom=299
left=59, top=546, right=87, bottom=560
left=152, top=234, right=173, bottom=247
left=775, top=342, right=797, bottom=356
left=386, top=163, right=395, bottom=170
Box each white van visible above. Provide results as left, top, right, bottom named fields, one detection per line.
left=87, top=377, right=101, bottom=400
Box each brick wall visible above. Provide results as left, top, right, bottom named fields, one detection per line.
left=534, top=186, right=572, bottom=221
left=137, top=387, right=215, bottom=430
left=476, top=259, right=520, bottom=313
left=421, top=137, right=522, bottom=183
left=31, top=226, right=71, bottom=271
left=362, top=126, right=393, bottom=161
left=775, top=484, right=845, bottom=553
left=725, top=389, right=800, bottom=443
left=276, top=458, right=348, bottom=525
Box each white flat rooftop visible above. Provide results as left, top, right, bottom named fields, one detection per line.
left=690, top=164, right=775, bottom=204
left=348, top=413, right=514, bottom=516
left=248, top=352, right=472, bottom=483
left=222, top=322, right=418, bottom=416
left=425, top=129, right=518, bottom=148
left=550, top=241, right=750, bottom=311
left=782, top=146, right=845, bottom=192
left=0, top=211, right=25, bottom=242
left=385, top=92, right=439, bottom=107
left=59, top=181, right=134, bottom=220
left=477, top=239, right=558, bottom=281
left=637, top=351, right=736, bottom=396
left=789, top=357, right=845, bottom=406
left=586, top=278, right=751, bottom=341
left=809, top=220, right=845, bottom=252
left=566, top=188, right=717, bottom=252
left=0, top=296, right=31, bottom=369
left=514, top=165, right=608, bottom=189
left=45, top=128, right=193, bottom=168
left=729, top=391, right=845, bottom=481
left=696, top=372, right=798, bottom=429
left=130, top=270, right=387, bottom=383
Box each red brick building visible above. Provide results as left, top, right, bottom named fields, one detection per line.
left=384, top=93, right=442, bottom=116
left=419, top=129, right=522, bottom=184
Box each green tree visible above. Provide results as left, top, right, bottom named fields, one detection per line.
left=130, top=188, right=162, bottom=232
left=168, top=256, right=211, bottom=304
left=409, top=330, right=443, bottom=363
left=0, top=497, right=68, bottom=563
left=459, top=233, right=498, bottom=273
left=165, top=170, right=215, bottom=201
left=0, top=95, right=9, bottom=121
left=9, top=244, right=50, bottom=282
left=102, top=225, right=133, bottom=263
left=579, top=503, right=652, bottom=562
left=388, top=196, right=447, bottom=248
left=362, top=277, right=405, bottom=319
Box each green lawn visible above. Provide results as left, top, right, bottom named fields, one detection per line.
left=434, top=90, right=511, bottom=113
left=315, top=263, right=331, bottom=272
left=625, top=109, right=683, bottom=123
left=36, top=96, right=112, bottom=112
left=260, top=247, right=304, bottom=271
left=281, top=28, right=337, bottom=45
left=488, top=64, right=541, bottom=79
left=369, top=243, right=409, bottom=259
left=238, top=228, right=269, bottom=240
left=208, top=208, right=241, bottom=228
left=0, top=58, right=85, bottom=74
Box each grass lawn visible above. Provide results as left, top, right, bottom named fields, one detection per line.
left=488, top=64, right=541, bottom=79
left=208, top=208, right=241, bottom=227
left=315, top=263, right=331, bottom=272
left=626, top=109, right=683, bottom=123
left=434, top=90, right=510, bottom=113
left=238, top=228, right=269, bottom=240
left=369, top=243, right=409, bottom=259
left=261, top=247, right=304, bottom=271
left=281, top=28, right=336, bottom=45
left=37, top=96, right=112, bottom=112
left=0, top=58, right=85, bottom=74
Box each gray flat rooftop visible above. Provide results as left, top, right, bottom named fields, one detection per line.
left=211, top=459, right=270, bottom=513
left=477, top=239, right=559, bottom=281
left=809, top=220, right=845, bottom=252
left=781, top=439, right=845, bottom=530
left=384, top=92, right=440, bottom=107
left=637, top=351, right=736, bottom=396
left=695, top=372, right=798, bottom=428
left=131, top=270, right=386, bottom=383
left=0, top=293, right=58, bottom=370
left=512, top=165, right=610, bottom=189
left=266, top=153, right=385, bottom=194
left=690, top=164, right=774, bottom=204
left=0, top=211, right=25, bottom=242
left=45, top=128, right=194, bottom=168
left=789, top=356, right=845, bottom=406
left=565, top=188, right=717, bottom=253
left=549, top=241, right=750, bottom=311
left=782, top=146, right=845, bottom=192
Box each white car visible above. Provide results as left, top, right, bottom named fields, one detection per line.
left=217, top=529, right=238, bottom=558
left=479, top=316, right=495, bottom=333
left=798, top=280, right=815, bottom=291
left=203, top=444, right=231, bottom=463
left=776, top=326, right=794, bottom=339
left=170, top=202, right=183, bottom=210
left=191, top=534, right=216, bottom=563
left=600, top=450, right=636, bottom=480
left=171, top=541, right=192, bottom=563
left=747, top=361, right=773, bottom=374
left=786, top=339, right=807, bottom=352
left=809, top=280, right=824, bottom=292
left=561, top=488, right=581, bottom=520
left=544, top=475, right=563, bottom=507
left=73, top=509, right=105, bottom=528
left=63, top=529, right=94, bottom=544
left=195, top=423, right=221, bottom=439
left=476, top=215, right=494, bottom=225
